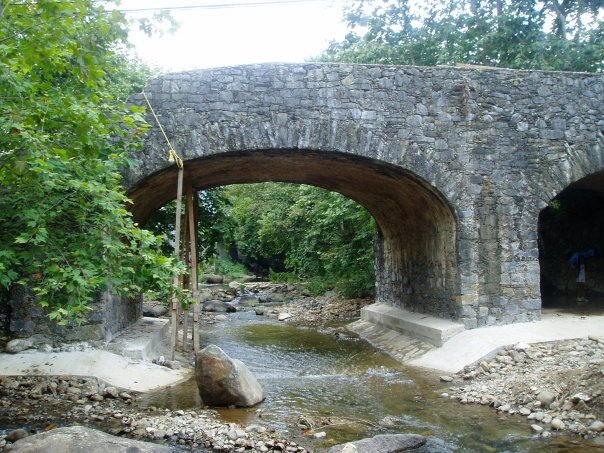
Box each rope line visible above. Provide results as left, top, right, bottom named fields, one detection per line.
left=141, top=91, right=184, bottom=169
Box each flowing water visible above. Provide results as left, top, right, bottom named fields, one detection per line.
left=140, top=309, right=602, bottom=452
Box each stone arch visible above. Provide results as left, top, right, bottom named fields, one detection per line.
left=127, top=149, right=459, bottom=319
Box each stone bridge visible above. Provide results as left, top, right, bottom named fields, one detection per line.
left=125, top=63, right=604, bottom=332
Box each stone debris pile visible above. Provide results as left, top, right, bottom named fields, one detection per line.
left=445, top=336, right=604, bottom=439
left=120, top=409, right=307, bottom=452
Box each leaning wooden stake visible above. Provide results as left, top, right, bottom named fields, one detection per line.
left=186, top=180, right=200, bottom=353
left=171, top=167, right=184, bottom=360
left=181, top=195, right=190, bottom=352
left=193, top=189, right=201, bottom=353
left=141, top=92, right=186, bottom=359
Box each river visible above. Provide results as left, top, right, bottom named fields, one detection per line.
left=138, top=308, right=602, bottom=452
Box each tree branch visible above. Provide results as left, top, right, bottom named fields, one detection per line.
left=0, top=0, right=11, bottom=21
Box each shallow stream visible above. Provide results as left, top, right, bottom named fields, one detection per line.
left=139, top=309, right=603, bottom=452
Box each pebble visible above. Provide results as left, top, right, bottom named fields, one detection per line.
left=278, top=313, right=293, bottom=321
left=440, top=375, right=453, bottom=382
left=536, top=390, right=556, bottom=407
left=6, top=429, right=28, bottom=442
left=589, top=421, right=604, bottom=432
left=551, top=418, right=565, bottom=430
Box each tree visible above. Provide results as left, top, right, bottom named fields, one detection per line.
left=0, top=0, right=182, bottom=323
left=320, top=0, right=603, bottom=72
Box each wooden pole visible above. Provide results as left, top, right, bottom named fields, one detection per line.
left=181, top=191, right=190, bottom=352
left=192, top=189, right=201, bottom=354
left=187, top=183, right=200, bottom=354
left=171, top=167, right=184, bottom=360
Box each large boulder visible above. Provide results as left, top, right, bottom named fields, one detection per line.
left=6, top=426, right=171, bottom=452
left=328, top=434, right=427, bottom=453
left=202, top=300, right=236, bottom=313
left=195, top=344, right=264, bottom=407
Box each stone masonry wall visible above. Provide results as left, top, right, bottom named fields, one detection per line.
left=124, top=63, right=604, bottom=329
left=8, top=285, right=141, bottom=343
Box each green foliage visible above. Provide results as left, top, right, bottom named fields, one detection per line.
left=269, top=270, right=300, bottom=284
left=0, top=0, right=182, bottom=323
left=145, top=188, right=235, bottom=260
left=210, top=257, right=248, bottom=279
left=224, top=183, right=377, bottom=298
left=319, top=0, right=603, bottom=72
left=305, top=277, right=333, bottom=297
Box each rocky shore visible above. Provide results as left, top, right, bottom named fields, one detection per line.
left=193, top=281, right=372, bottom=327
left=0, top=374, right=307, bottom=452
left=445, top=336, right=604, bottom=442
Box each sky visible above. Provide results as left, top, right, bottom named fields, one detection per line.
left=116, top=0, right=351, bottom=72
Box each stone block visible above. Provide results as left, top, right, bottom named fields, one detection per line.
left=522, top=299, right=542, bottom=310
left=463, top=318, right=478, bottom=329
left=461, top=305, right=477, bottom=317
left=504, top=303, right=520, bottom=315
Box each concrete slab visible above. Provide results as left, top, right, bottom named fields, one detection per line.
left=360, top=304, right=465, bottom=346
left=409, top=309, right=604, bottom=374
left=0, top=317, right=190, bottom=392
left=0, top=349, right=191, bottom=392
left=105, top=317, right=170, bottom=361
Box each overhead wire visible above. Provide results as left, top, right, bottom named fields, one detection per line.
left=4, top=0, right=350, bottom=13
left=116, top=0, right=349, bottom=14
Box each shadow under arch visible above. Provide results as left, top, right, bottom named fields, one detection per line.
left=127, top=150, right=459, bottom=319
left=538, top=170, right=604, bottom=310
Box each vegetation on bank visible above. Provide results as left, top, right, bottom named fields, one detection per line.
left=0, top=1, right=182, bottom=323
left=146, top=183, right=378, bottom=299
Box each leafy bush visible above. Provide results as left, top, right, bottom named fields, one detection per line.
left=209, top=257, right=249, bottom=279
left=223, top=183, right=377, bottom=298
left=0, top=1, right=182, bottom=323
left=269, top=270, right=300, bottom=283
left=335, top=269, right=376, bottom=299
left=305, top=277, right=334, bottom=297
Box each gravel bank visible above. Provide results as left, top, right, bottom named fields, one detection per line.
left=445, top=336, right=604, bottom=440
left=0, top=375, right=307, bottom=452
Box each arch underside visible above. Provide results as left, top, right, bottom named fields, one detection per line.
left=128, top=150, right=459, bottom=319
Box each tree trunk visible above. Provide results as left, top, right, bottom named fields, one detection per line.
left=549, top=0, right=568, bottom=40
